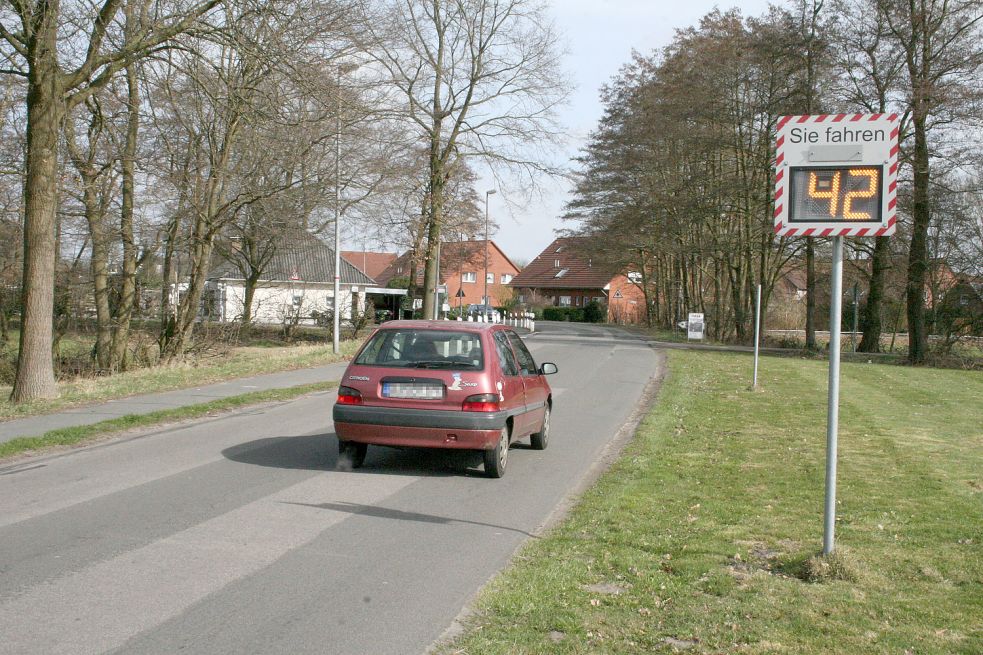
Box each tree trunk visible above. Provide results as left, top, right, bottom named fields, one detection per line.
left=805, top=237, right=817, bottom=349
left=421, top=155, right=445, bottom=320
left=161, top=222, right=214, bottom=360
left=85, top=190, right=113, bottom=371
left=158, top=214, right=180, bottom=351
left=242, top=274, right=259, bottom=325
left=858, top=236, right=890, bottom=352
left=110, top=61, right=141, bottom=370
left=12, top=15, right=63, bottom=402
left=906, top=114, right=930, bottom=364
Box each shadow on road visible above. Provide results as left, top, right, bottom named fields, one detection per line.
left=221, top=434, right=495, bottom=478
left=221, top=434, right=336, bottom=471
left=280, top=500, right=539, bottom=538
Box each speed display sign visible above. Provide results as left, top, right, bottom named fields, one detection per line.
left=789, top=166, right=882, bottom=223
left=774, top=114, right=899, bottom=237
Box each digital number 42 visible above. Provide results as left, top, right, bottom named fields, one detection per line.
left=807, top=169, right=878, bottom=219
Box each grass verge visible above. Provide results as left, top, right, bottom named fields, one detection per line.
left=0, top=340, right=359, bottom=421
left=440, top=350, right=983, bottom=654
left=0, top=380, right=338, bottom=460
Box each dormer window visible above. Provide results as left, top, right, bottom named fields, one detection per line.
left=554, top=268, right=569, bottom=278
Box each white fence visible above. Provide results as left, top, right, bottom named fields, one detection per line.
left=453, top=311, right=536, bottom=332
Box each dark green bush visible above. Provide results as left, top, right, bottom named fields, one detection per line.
left=542, top=306, right=591, bottom=322
left=583, top=300, right=605, bottom=323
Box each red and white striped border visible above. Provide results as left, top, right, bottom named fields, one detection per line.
left=774, top=113, right=899, bottom=238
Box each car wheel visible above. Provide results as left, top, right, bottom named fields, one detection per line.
left=337, top=440, right=367, bottom=470
left=530, top=405, right=550, bottom=450
left=483, top=427, right=510, bottom=478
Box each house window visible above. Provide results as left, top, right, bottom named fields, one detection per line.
left=627, top=271, right=642, bottom=283
left=486, top=272, right=495, bottom=284
left=462, top=272, right=476, bottom=283
left=554, top=259, right=561, bottom=268
left=559, top=295, right=571, bottom=307
left=554, top=268, right=569, bottom=278
left=960, top=294, right=969, bottom=306
left=501, top=273, right=513, bottom=284
left=593, top=296, right=604, bottom=304
left=518, top=294, right=525, bottom=303
left=555, top=246, right=564, bottom=253
left=292, top=293, right=304, bottom=310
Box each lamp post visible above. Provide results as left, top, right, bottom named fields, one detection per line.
left=333, top=63, right=357, bottom=354
left=484, top=189, right=496, bottom=310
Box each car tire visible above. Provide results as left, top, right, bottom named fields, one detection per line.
left=337, top=440, right=367, bottom=470
left=483, top=427, right=510, bottom=478
left=530, top=405, right=550, bottom=450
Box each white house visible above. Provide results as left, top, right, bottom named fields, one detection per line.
left=203, top=233, right=377, bottom=326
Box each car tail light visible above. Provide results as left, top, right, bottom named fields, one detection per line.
left=462, top=393, right=500, bottom=412
left=337, top=386, right=363, bottom=405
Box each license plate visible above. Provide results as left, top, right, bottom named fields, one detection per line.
left=381, top=382, right=444, bottom=399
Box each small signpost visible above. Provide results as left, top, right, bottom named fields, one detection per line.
left=774, top=113, right=899, bottom=555
left=687, top=313, right=705, bottom=341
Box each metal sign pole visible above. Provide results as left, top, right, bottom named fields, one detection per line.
left=753, top=284, right=762, bottom=388
left=824, top=236, right=844, bottom=555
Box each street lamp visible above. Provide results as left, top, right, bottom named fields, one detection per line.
left=484, top=189, right=496, bottom=310
left=333, top=62, right=358, bottom=354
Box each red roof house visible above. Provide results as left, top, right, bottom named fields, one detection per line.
left=376, top=240, right=520, bottom=309
left=508, top=236, right=647, bottom=324
left=340, top=251, right=397, bottom=282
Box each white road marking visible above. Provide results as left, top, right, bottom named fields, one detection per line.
left=0, top=471, right=417, bottom=655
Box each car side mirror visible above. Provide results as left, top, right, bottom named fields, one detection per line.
left=539, top=362, right=558, bottom=375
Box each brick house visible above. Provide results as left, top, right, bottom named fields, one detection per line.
left=376, top=240, right=520, bottom=311
left=340, top=250, right=397, bottom=281
left=509, top=236, right=648, bottom=324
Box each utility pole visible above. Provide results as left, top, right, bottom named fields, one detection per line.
left=332, top=63, right=358, bottom=354
left=484, top=189, right=496, bottom=310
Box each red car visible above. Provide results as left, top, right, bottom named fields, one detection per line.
left=332, top=320, right=557, bottom=477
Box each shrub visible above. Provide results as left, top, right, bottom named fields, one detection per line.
left=583, top=300, right=605, bottom=323
left=542, top=306, right=566, bottom=321
left=542, top=306, right=589, bottom=322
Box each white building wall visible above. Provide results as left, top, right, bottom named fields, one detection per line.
left=211, top=280, right=364, bottom=325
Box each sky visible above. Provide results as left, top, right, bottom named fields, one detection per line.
left=487, top=0, right=775, bottom=263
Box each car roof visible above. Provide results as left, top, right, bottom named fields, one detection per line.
left=377, top=320, right=501, bottom=333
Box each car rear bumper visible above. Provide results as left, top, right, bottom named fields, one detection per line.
left=333, top=421, right=501, bottom=450
left=332, top=404, right=509, bottom=450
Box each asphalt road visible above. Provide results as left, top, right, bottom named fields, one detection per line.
left=0, top=322, right=662, bottom=655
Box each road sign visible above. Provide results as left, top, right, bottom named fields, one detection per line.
left=455, top=288, right=466, bottom=298
left=774, top=113, right=899, bottom=237
left=687, top=313, right=704, bottom=341
left=772, top=113, right=901, bottom=555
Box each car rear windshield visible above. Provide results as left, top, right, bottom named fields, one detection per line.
left=354, top=329, right=484, bottom=370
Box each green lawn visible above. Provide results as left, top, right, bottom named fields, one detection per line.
left=0, top=380, right=338, bottom=460
left=0, top=340, right=360, bottom=421
left=441, top=351, right=983, bottom=654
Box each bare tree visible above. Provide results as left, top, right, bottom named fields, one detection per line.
left=0, top=0, right=222, bottom=401
left=878, top=0, right=983, bottom=363
left=360, top=0, right=569, bottom=318
left=147, top=1, right=358, bottom=358
left=832, top=0, right=908, bottom=352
